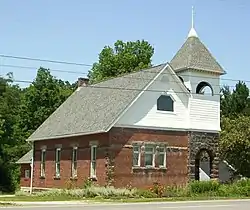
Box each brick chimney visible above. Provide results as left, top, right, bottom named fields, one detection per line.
left=77, top=77, right=89, bottom=87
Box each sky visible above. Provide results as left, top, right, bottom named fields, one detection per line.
left=0, top=0, right=249, bottom=88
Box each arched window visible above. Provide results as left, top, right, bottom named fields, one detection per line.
left=196, top=82, right=214, bottom=96
left=157, top=95, right=174, bottom=112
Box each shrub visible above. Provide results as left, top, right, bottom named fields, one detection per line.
left=65, top=179, right=77, bottom=190
left=82, top=178, right=94, bottom=189
left=189, top=180, right=220, bottom=194
left=136, top=189, right=157, bottom=198
left=20, top=186, right=137, bottom=199
left=164, top=185, right=189, bottom=197
left=149, top=182, right=165, bottom=197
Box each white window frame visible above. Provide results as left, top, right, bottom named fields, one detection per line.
left=55, top=148, right=61, bottom=178
left=24, top=169, right=30, bottom=178
left=90, top=145, right=97, bottom=178
left=144, top=145, right=155, bottom=167
left=158, top=147, right=166, bottom=168
left=132, top=145, right=141, bottom=167
left=40, top=149, right=46, bottom=177
left=71, top=147, right=78, bottom=178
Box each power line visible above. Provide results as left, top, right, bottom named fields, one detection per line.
left=9, top=77, right=238, bottom=89
left=8, top=79, right=235, bottom=96
left=0, top=54, right=92, bottom=67
left=0, top=62, right=249, bottom=83
left=0, top=64, right=247, bottom=89
left=0, top=64, right=87, bottom=75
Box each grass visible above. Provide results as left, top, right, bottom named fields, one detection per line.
left=0, top=179, right=249, bottom=203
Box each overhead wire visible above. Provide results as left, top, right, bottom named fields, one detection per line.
left=0, top=53, right=248, bottom=82
left=4, top=78, right=234, bottom=97
left=0, top=54, right=92, bottom=67
left=0, top=62, right=249, bottom=85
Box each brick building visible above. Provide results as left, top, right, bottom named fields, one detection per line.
left=17, top=25, right=226, bottom=189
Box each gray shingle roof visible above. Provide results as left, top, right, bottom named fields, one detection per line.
left=27, top=64, right=166, bottom=141
left=170, top=36, right=226, bottom=74
left=16, top=150, right=33, bottom=164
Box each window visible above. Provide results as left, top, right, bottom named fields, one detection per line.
left=24, top=169, right=30, bottom=178
left=55, top=148, right=61, bottom=178
left=71, top=147, right=77, bottom=178
left=40, top=149, right=46, bottom=177
left=158, top=147, right=166, bottom=167
left=144, top=146, right=154, bottom=167
left=157, top=95, right=174, bottom=112
left=132, top=146, right=140, bottom=166
left=90, top=145, right=97, bottom=178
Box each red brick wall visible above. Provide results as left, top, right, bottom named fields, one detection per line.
left=20, top=164, right=31, bottom=187
left=32, top=127, right=189, bottom=189
left=109, top=127, right=189, bottom=189
left=33, top=133, right=109, bottom=188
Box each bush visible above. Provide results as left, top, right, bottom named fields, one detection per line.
left=219, top=178, right=250, bottom=197
left=137, top=189, right=157, bottom=198
left=189, top=181, right=220, bottom=194
left=19, top=186, right=137, bottom=199
left=14, top=178, right=250, bottom=200
left=164, top=185, right=190, bottom=197
left=82, top=178, right=94, bottom=189
left=149, top=183, right=165, bottom=197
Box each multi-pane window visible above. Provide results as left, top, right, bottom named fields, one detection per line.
left=144, top=146, right=154, bottom=167
left=158, top=147, right=166, bottom=167
left=55, top=148, right=61, bottom=178
left=40, top=149, right=46, bottom=177
left=71, top=147, right=78, bottom=178
left=133, top=146, right=140, bottom=166
left=90, top=145, right=97, bottom=178
left=132, top=144, right=167, bottom=168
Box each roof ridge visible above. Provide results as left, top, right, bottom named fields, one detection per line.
left=91, top=64, right=166, bottom=87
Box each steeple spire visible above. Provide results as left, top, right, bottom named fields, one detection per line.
left=188, top=6, right=198, bottom=38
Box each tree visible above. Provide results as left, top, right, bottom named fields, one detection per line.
left=221, top=81, right=250, bottom=117
left=88, top=40, right=154, bottom=83
left=220, top=116, right=250, bottom=177
left=0, top=69, right=75, bottom=192
left=0, top=75, right=23, bottom=192
left=18, top=67, right=75, bottom=138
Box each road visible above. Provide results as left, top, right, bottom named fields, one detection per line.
left=3, top=199, right=250, bottom=209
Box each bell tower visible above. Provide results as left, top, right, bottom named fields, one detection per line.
left=170, top=6, right=226, bottom=181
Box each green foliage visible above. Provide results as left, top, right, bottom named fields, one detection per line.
left=220, top=81, right=250, bottom=178
left=0, top=76, right=24, bottom=192
left=15, top=186, right=137, bottom=199
left=13, top=179, right=250, bottom=200
left=136, top=189, right=157, bottom=198
left=220, top=116, right=250, bottom=177
left=0, top=68, right=75, bottom=193
left=82, top=178, right=94, bottom=189
left=18, top=67, right=74, bottom=138
left=221, top=81, right=250, bottom=117
left=88, top=40, right=154, bottom=83
left=189, top=181, right=220, bottom=194
left=148, top=182, right=165, bottom=197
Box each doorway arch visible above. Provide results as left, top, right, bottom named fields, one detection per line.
left=188, top=132, right=219, bottom=182
left=194, top=149, right=213, bottom=181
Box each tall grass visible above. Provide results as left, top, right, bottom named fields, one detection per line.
left=15, top=179, right=250, bottom=200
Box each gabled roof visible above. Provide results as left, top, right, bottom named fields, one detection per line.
left=27, top=64, right=167, bottom=141
left=170, top=33, right=226, bottom=75
left=16, top=150, right=33, bottom=164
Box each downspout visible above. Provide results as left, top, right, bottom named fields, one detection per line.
left=29, top=141, right=34, bottom=194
